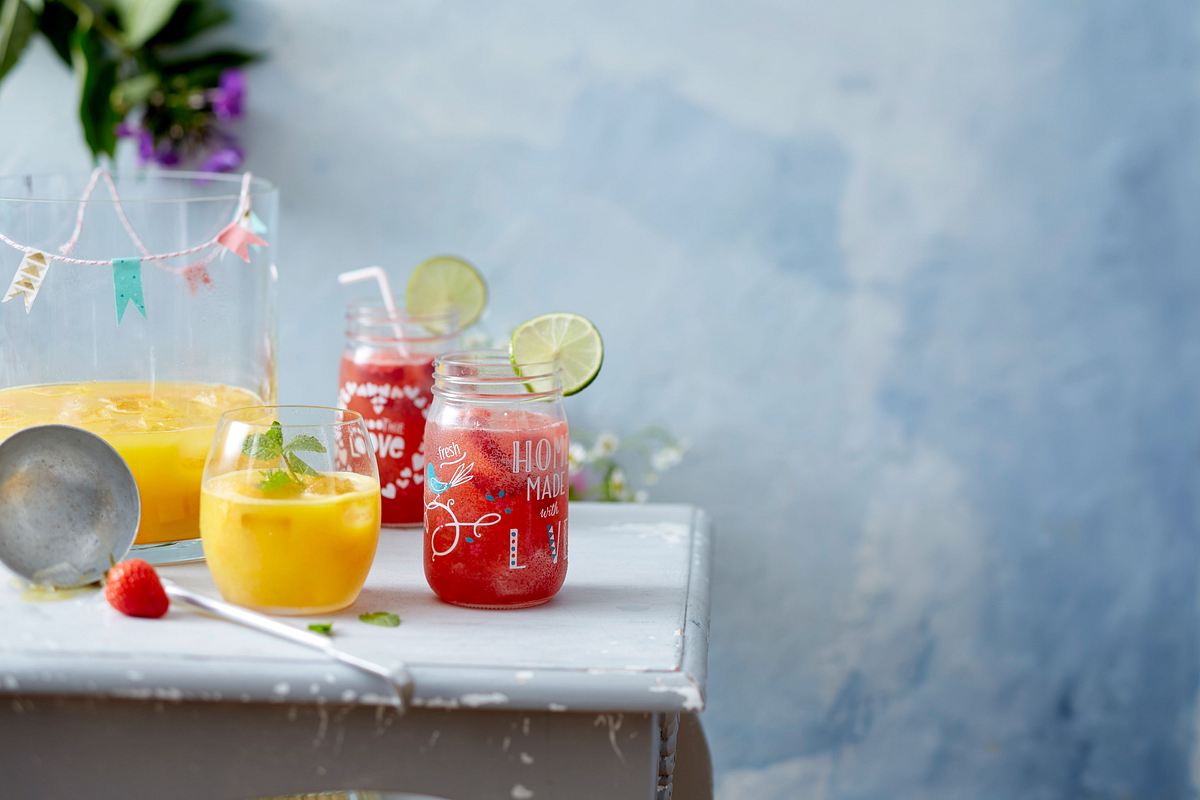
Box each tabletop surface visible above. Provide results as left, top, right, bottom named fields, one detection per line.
left=0, top=502, right=711, bottom=713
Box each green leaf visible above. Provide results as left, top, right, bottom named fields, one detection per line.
left=71, top=27, right=118, bottom=160
left=112, top=72, right=158, bottom=112
left=0, top=0, right=35, bottom=83
left=598, top=462, right=614, bottom=501
left=257, top=469, right=297, bottom=493
left=358, top=612, right=400, bottom=628
left=307, top=622, right=333, bottom=636
left=241, top=420, right=284, bottom=460
left=156, top=46, right=258, bottom=86
left=20, top=0, right=41, bottom=13
left=285, top=434, right=327, bottom=455
left=148, top=0, right=229, bottom=45
left=285, top=451, right=316, bottom=477
left=34, top=2, right=76, bottom=66
left=114, top=0, right=181, bottom=47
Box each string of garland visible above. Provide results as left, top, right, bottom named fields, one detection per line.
left=0, top=169, right=268, bottom=322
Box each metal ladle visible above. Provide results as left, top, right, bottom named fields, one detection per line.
left=0, top=425, right=139, bottom=587
left=0, top=425, right=410, bottom=709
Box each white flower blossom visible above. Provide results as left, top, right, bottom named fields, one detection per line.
left=651, top=445, right=683, bottom=473
left=568, top=443, right=589, bottom=469
left=608, top=468, right=627, bottom=496
left=592, top=432, right=619, bottom=459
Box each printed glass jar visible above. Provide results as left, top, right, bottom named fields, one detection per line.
left=423, top=352, right=569, bottom=608
left=338, top=305, right=459, bottom=525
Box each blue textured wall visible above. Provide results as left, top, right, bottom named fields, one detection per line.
left=2, top=1, right=1199, bottom=796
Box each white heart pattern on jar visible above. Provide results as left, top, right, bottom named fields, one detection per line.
left=412, top=452, right=425, bottom=484
left=370, top=393, right=388, bottom=414
left=396, top=467, right=412, bottom=489
left=380, top=482, right=397, bottom=500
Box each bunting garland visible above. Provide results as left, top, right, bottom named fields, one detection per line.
left=0, top=169, right=270, bottom=321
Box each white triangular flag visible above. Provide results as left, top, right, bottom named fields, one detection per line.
left=3, top=251, right=50, bottom=313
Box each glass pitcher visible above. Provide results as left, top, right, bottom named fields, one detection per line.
left=0, top=171, right=278, bottom=564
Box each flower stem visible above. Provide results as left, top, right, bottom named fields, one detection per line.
left=59, top=0, right=131, bottom=55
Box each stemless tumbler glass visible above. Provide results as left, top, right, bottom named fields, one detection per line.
left=200, top=406, right=380, bottom=615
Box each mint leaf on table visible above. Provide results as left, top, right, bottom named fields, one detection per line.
left=307, top=622, right=333, bottom=636
left=359, top=611, right=400, bottom=628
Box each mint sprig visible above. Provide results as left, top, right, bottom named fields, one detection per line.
left=242, top=420, right=284, bottom=460
left=258, top=469, right=295, bottom=492
left=307, top=622, right=334, bottom=636
left=359, top=611, right=401, bottom=628
left=241, top=421, right=328, bottom=491
left=286, top=434, right=326, bottom=453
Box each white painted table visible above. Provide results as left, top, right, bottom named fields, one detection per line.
left=0, top=502, right=712, bottom=800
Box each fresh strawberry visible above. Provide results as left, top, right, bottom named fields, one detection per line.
left=105, top=559, right=169, bottom=619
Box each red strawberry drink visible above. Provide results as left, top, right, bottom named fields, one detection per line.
left=338, top=306, right=459, bottom=525
left=423, top=353, right=568, bottom=608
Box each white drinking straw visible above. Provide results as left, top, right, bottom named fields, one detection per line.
left=337, top=265, right=408, bottom=353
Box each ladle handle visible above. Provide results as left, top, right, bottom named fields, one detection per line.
left=161, top=581, right=410, bottom=711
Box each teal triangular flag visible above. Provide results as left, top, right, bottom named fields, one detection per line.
left=113, top=257, right=146, bottom=322
left=247, top=210, right=268, bottom=235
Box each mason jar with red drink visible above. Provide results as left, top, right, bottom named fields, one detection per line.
left=422, top=352, right=569, bottom=608
left=338, top=305, right=459, bottom=525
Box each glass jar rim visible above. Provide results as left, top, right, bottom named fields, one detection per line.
left=345, top=303, right=463, bottom=344
left=0, top=171, right=278, bottom=205
left=434, top=350, right=564, bottom=400
left=345, top=302, right=460, bottom=324
left=437, top=350, right=561, bottom=376
left=219, top=404, right=364, bottom=429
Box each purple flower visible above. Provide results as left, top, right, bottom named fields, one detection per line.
left=153, top=140, right=182, bottom=167
left=199, top=144, right=244, bottom=173
left=211, top=69, right=245, bottom=120
left=136, top=130, right=156, bottom=163
left=124, top=125, right=178, bottom=167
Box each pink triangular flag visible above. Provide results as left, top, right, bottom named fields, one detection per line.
left=183, top=263, right=213, bottom=294
left=216, top=221, right=268, bottom=262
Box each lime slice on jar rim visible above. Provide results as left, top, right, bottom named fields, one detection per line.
left=404, top=255, right=488, bottom=335
left=510, top=312, right=604, bottom=396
